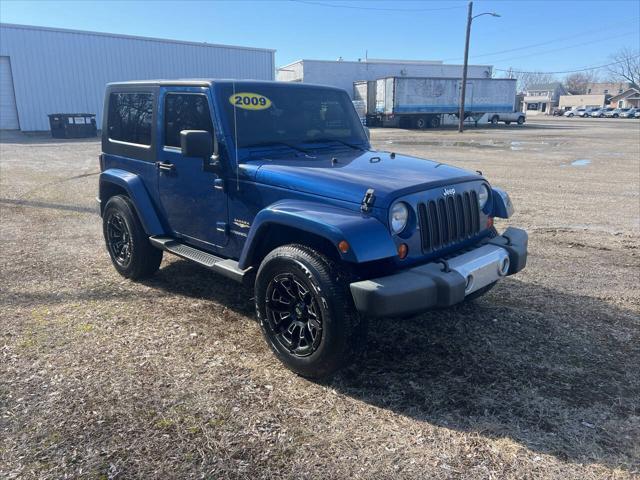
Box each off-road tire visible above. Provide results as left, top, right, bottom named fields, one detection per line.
left=102, top=195, right=162, bottom=280
left=255, top=244, right=367, bottom=379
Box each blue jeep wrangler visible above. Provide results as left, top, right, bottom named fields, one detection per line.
left=99, top=80, right=528, bottom=378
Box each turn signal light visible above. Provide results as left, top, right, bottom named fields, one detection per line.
left=338, top=240, right=350, bottom=254
left=397, top=243, right=408, bottom=259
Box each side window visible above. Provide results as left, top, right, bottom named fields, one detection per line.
left=164, top=94, right=213, bottom=148
left=108, top=93, right=153, bottom=145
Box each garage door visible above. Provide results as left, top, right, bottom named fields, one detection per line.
left=0, top=56, right=20, bottom=130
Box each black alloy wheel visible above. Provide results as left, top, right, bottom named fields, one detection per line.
left=255, top=244, right=367, bottom=378
left=102, top=195, right=162, bottom=280
left=264, top=272, right=323, bottom=357
left=106, top=212, right=132, bottom=268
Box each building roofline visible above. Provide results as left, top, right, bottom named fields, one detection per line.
left=277, top=58, right=493, bottom=70
left=0, top=22, right=276, bottom=53
left=608, top=87, right=640, bottom=101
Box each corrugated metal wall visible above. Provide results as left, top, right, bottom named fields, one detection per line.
left=0, top=24, right=275, bottom=131
left=277, top=60, right=493, bottom=99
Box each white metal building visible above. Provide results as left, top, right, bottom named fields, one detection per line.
left=277, top=59, right=493, bottom=98
left=0, top=23, right=276, bottom=131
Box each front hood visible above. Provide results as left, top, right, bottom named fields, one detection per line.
left=252, top=150, right=481, bottom=208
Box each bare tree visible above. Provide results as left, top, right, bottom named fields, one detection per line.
left=607, top=48, right=640, bottom=87
left=564, top=70, right=600, bottom=95
left=500, top=68, right=557, bottom=93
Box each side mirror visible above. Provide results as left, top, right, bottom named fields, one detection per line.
left=180, top=130, right=222, bottom=173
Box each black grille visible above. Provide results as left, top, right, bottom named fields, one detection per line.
left=418, top=190, right=480, bottom=252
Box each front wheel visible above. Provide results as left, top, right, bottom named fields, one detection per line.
left=517, top=116, right=525, bottom=125
left=102, top=195, right=162, bottom=280
left=255, top=244, right=367, bottom=378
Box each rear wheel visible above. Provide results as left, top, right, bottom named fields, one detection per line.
left=490, top=115, right=499, bottom=125
left=255, top=244, right=366, bottom=378
left=428, top=115, right=441, bottom=128
left=102, top=195, right=162, bottom=280
left=415, top=116, right=427, bottom=129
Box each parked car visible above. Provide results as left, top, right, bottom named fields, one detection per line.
left=98, top=80, right=528, bottom=378
left=552, top=107, right=567, bottom=116
left=634, top=110, right=640, bottom=118
left=564, top=108, right=584, bottom=117
left=488, top=112, right=526, bottom=125
left=605, top=108, right=630, bottom=118
left=590, top=107, right=613, bottom=118
left=580, top=107, right=599, bottom=117
left=619, top=107, right=638, bottom=118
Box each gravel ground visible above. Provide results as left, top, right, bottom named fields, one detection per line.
left=1, top=117, right=639, bottom=479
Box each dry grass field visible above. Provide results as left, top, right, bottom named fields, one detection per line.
left=1, top=117, right=639, bottom=479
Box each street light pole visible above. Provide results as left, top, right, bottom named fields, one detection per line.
left=458, top=1, right=473, bottom=133
left=458, top=4, right=500, bottom=133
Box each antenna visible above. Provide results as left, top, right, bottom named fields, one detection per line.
left=232, top=81, right=240, bottom=191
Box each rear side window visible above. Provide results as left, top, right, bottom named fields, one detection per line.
left=108, top=92, right=153, bottom=145
left=164, top=93, right=213, bottom=148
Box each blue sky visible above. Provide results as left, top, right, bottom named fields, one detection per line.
left=1, top=0, right=639, bottom=76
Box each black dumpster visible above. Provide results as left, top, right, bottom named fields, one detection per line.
left=48, top=113, right=97, bottom=138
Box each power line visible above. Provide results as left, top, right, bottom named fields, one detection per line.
left=494, top=56, right=640, bottom=75
left=289, top=0, right=466, bottom=12
left=441, top=18, right=640, bottom=62
left=489, top=31, right=637, bottom=65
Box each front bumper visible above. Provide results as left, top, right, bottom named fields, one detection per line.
left=349, top=227, right=528, bottom=317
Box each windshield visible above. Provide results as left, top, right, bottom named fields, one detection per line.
left=216, top=83, right=368, bottom=152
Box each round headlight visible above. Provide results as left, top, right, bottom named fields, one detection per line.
left=478, top=184, right=489, bottom=210
left=390, top=202, right=409, bottom=234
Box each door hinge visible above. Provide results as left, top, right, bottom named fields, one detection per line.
left=361, top=188, right=376, bottom=213
left=213, top=178, right=225, bottom=192
left=216, top=222, right=229, bottom=234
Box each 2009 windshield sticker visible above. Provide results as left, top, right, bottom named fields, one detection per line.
left=229, top=92, right=272, bottom=110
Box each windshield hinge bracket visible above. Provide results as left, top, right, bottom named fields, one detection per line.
left=361, top=188, right=376, bottom=213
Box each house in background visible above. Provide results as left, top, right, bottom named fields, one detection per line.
left=583, top=82, right=633, bottom=96
left=522, top=82, right=566, bottom=115
left=607, top=87, right=640, bottom=108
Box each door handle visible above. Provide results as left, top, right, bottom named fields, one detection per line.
left=158, top=162, right=175, bottom=172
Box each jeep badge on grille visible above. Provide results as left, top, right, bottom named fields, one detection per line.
left=443, top=187, right=456, bottom=196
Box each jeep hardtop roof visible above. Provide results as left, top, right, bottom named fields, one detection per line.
left=106, top=79, right=345, bottom=92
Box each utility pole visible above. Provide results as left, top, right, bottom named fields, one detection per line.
left=458, top=3, right=500, bottom=133
left=458, top=1, right=473, bottom=133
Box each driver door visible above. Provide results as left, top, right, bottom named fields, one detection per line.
left=157, top=88, right=228, bottom=249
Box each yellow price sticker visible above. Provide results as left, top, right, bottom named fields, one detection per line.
left=229, top=92, right=272, bottom=110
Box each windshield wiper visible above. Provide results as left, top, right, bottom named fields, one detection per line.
left=245, top=141, right=311, bottom=155
left=305, top=138, right=367, bottom=151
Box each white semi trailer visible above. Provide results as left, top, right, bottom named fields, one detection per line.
left=354, top=77, right=519, bottom=129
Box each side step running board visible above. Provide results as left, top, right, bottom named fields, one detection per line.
left=149, top=236, right=249, bottom=283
